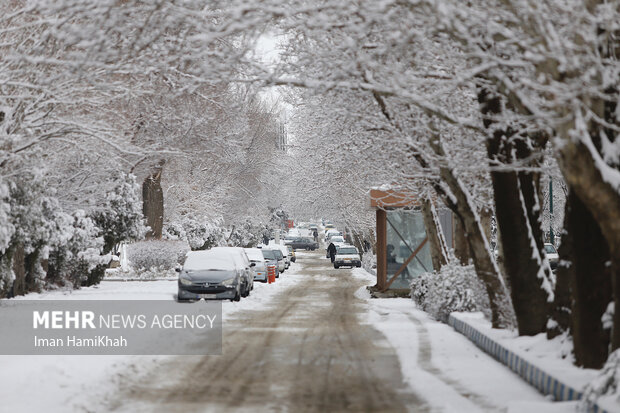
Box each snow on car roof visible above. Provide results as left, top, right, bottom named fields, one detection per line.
left=244, top=248, right=266, bottom=261
left=183, top=251, right=236, bottom=271
left=207, top=247, right=249, bottom=268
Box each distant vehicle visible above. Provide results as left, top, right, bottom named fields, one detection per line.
left=329, top=235, right=345, bottom=244
left=284, top=237, right=318, bottom=250
left=260, top=249, right=280, bottom=278
left=287, top=245, right=296, bottom=263
left=544, top=243, right=559, bottom=270
left=210, top=247, right=255, bottom=297
left=177, top=250, right=245, bottom=302
left=333, top=245, right=362, bottom=269
left=244, top=248, right=267, bottom=282
left=325, top=229, right=342, bottom=242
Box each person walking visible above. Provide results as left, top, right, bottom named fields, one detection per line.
left=328, top=242, right=337, bottom=263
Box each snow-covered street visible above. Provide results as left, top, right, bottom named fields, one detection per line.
left=1, top=251, right=568, bottom=412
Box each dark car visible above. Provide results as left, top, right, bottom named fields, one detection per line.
left=177, top=250, right=244, bottom=302
left=285, top=237, right=318, bottom=250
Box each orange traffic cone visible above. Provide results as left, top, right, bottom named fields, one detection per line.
left=268, top=265, right=276, bottom=284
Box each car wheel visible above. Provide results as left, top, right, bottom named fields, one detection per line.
left=234, top=290, right=241, bottom=302
left=356, top=263, right=361, bottom=268
left=334, top=264, right=339, bottom=269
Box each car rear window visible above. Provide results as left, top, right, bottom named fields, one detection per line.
left=338, top=248, right=358, bottom=255
left=544, top=245, right=557, bottom=254
left=261, top=249, right=277, bottom=260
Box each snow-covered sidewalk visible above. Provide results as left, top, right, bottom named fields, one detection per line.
left=352, top=267, right=576, bottom=413
left=0, top=263, right=303, bottom=413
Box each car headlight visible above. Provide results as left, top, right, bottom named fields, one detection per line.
left=220, top=277, right=236, bottom=287
left=179, top=274, right=192, bottom=285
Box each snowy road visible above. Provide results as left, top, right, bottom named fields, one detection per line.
left=1, top=250, right=559, bottom=412
left=105, top=251, right=422, bottom=412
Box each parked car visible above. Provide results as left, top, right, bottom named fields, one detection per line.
left=325, top=230, right=342, bottom=242
left=544, top=243, right=559, bottom=270
left=210, top=247, right=255, bottom=297
left=272, top=248, right=286, bottom=273
left=244, top=248, right=267, bottom=282
left=287, top=245, right=296, bottom=263
left=177, top=250, right=244, bottom=302
left=260, top=248, right=280, bottom=278
left=274, top=243, right=291, bottom=269
left=285, top=237, right=318, bottom=250
left=333, top=245, right=362, bottom=269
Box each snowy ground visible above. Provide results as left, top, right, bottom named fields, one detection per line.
left=351, top=267, right=577, bottom=413
left=0, top=253, right=591, bottom=412
left=0, top=264, right=302, bottom=413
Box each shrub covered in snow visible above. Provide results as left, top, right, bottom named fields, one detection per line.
left=46, top=210, right=108, bottom=288
left=163, top=215, right=225, bottom=250
left=580, top=349, right=620, bottom=411
left=227, top=219, right=270, bottom=248
left=91, top=172, right=146, bottom=254
left=126, top=240, right=190, bottom=273
left=410, top=262, right=490, bottom=322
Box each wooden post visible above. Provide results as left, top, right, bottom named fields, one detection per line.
left=376, top=209, right=387, bottom=290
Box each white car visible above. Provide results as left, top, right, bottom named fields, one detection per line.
left=333, top=245, right=362, bottom=269
left=325, top=229, right=342, bottom=242
left=544, top=243, right=559, bottom=270
left=244, top=248, right=268, bottom=282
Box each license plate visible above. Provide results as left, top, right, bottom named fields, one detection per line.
left=344, top=258, right=351, bottom=261
left=199, top=294, right=217, bottom=299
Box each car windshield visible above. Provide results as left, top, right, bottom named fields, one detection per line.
left=274, top=250, right=284, bottom=259
left=261, top=250, right=277, bottom=260
left=544, top=245, right=557, bottom=254
left=338, top=248, right=358, bottom=255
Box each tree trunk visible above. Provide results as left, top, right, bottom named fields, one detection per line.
left=142, top=167, right=164, bottom=240
left=479, top=88, right=552, bottom=336
left=429, top=133, right=515, bottom=329
left=11, top=244, right=25, bottom=297
left=563, top=191, right=611, bottom=368
left=453, top=217, right=471, bottom=265
left=555, top=114, right=620, bottom=350
left=421, top=198, right=448, bottom=271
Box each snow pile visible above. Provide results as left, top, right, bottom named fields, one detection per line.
left=580, top=349, right=620, bottom=412
left=362, top=252, right=376, bottom=275
left=123, top=240, right=190, bottom=278
left=410, top=262, right=490, bottom=322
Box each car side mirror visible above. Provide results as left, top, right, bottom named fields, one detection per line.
left=175, top=268, right=181, bottom=273
left=250, top=262, right=256, bottom=267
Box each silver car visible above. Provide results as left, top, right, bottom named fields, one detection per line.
left=260, top=248, right=281, bottom=278
left=210, top=247, right=255, bottom=297
left=244, top=248, right=268, bottom=282
left=177, top=250, right=243, bottom=302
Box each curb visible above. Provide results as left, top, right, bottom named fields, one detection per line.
left=447, top=314, right=608, bottom=413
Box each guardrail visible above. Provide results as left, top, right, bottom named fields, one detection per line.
left=448, top=314, right=608, bottom=413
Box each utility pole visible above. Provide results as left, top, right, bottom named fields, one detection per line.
left=549, top=178, right=555, bottom=245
